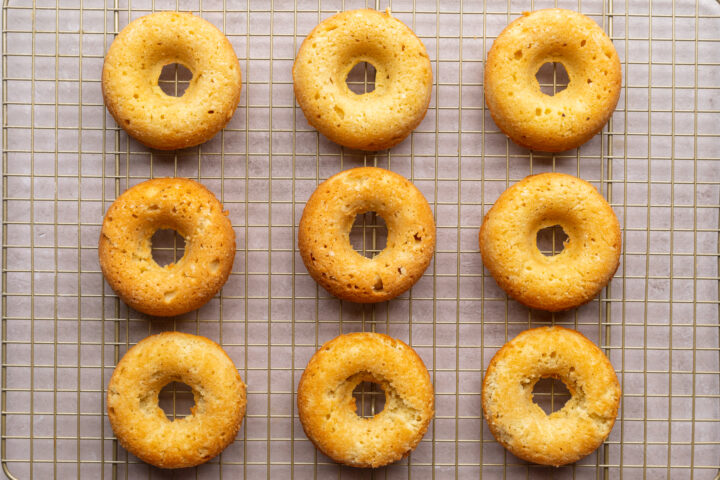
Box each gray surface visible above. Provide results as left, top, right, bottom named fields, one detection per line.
left=2, top=0, right=720, bottom=478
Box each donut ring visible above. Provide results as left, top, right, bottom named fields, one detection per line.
left=99, top=178, right=235, bottom=316
left=102, top=12, right=241, bottom=150
left=479, top=173, right=621, bottom=311
left=298, top=167, right=435, bottom=303
left=297, top=332, right=434, bottom=468
left=293, top=9, right=433, bottom=151
left=107, top=332, right=247, bottom=468
left=482, top=326, right=621, bottom=466
left=484, top=9, right=621, bottom=152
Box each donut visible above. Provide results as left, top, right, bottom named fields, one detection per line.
left=99, top=177, right=235, bottom=317
left=298, top=167, right=435, bottom=303
left=482, top=326, right=621, bottom=466
left=293, top=9, right=433, bottom=151
left=107, top=332, right=246, bottom=468
left=102, top=12, right=241, bottom=150
left=297, top=332, right=434, bottom=468
left=479, top=173, right=620, bottom=311
left=484, top=9, right=621, bottom=152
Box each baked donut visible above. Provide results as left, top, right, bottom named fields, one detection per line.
left=107, top=332, right=246, bottom=468
left=479, top=173, right=620, bottom=311
left=293, top=9, right=432, bottom=151
left=484, top=9, right=621, bottom=152
left=482, top=326, right=621, bottom=466
left=99, top=177, right=235, bottom=316
left=298, top=167, right=435, bottom=303
left=297, top=332, right=434, bottom=468
left=102, top=12, right=241, bottom=150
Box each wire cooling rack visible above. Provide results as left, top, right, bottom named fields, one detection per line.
left=2, top=0, right=719, bottom=478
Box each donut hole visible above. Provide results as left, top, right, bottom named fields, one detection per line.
left=346, top=61, right=377, bottom=94
left=158, top=381, right=195, bottom=420
left=151, top=229, right=186, bottom=266
left=536, top=225, right=569, bottom=256
left=535, top=62, right=569, bottom=96
left=350, top=212, right=387, bottom=259
left=532, top=377, right=571, bottom=414
left=352, top=381, right=386, bottom=418
left=158, top=63, right=193, bottom=97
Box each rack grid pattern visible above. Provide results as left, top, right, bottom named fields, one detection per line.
left=2, top=0, right=720, bottom=478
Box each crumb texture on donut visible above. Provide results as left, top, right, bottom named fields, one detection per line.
left=293, top=9, right=432, bottom=150
left=298, top=167, right=435, bottom=303
left=479, top=173, right=621, bottom=311
left=102, top=12, right=241, bottom=150
left=484, top=9, right=621, bottom=152
left=297, top=332, right=434, bottom=468
left=482, top=326, right=621, bottom=466
left=99, top=178, right=235, bottom=316
left=107, top=332, right=246, bottom=469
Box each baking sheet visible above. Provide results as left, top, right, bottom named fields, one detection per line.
left=2, top=0, right=720, bottom=478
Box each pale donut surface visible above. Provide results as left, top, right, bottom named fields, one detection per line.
left=484, top=9, right=621, bottom=152
left=293, top=9, right=432, bottom=151
left=297, top=332, right=434, bottom=468
left=482, top=326, right=621, bottom=466
left=102, top=12, right=241, bottom=150
left=298, top=167, right=435, bottom=303
left=99, top=178, right=235, bottom=316
left=479, top=173, right=621, bottom=311
left=107, top=332, right=247, bottom=468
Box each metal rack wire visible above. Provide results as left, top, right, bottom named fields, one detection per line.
left=2, top=0, right=719, bottom=478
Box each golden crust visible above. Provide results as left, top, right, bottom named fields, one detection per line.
left=107, top=332, right=247, bottom=469
left=102, top=12, right=241, bottom=150
left=297, top=332, right=434, bottom=468
left=482, top=326, right=621, bottom=466
left=99, top=178, right=235, bottom=316
left=484, top=9, right=622, bottom=152
left=298, top=167, right=435, bottom=303
left=479, top=173, right=621, bottom=311
left=293, top=9, right=433, bottom=151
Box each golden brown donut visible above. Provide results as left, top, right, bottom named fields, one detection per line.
left=298, top=167, right=435, bottom=303
left=99, top=178, right=235, bottom=316
left=482, top=326, right=621, bottom=466
left=102, top=12, right=241, bottom=150
left=484, top=9, right=621, bottom=152
left=297, top=332, right=434, bottom=468
left=107, top=332, right=246, bottom=468
left=479, top=173, right=621, bottom=311
left=293, top=9, right=433, bottom=151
